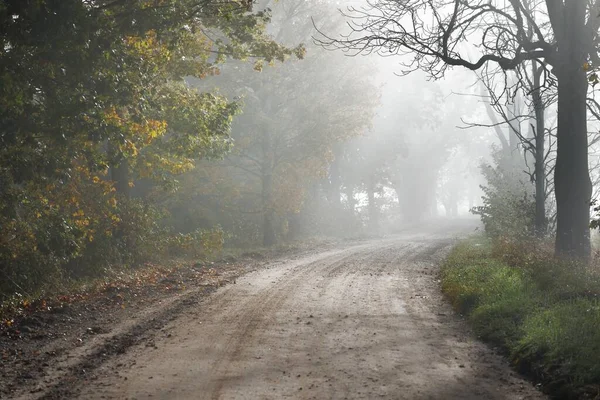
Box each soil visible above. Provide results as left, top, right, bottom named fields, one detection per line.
left=2, top=220, right=547, bottom=400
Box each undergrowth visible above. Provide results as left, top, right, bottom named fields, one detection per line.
left=0, top=235, right=337, bottom=328
left=442, top=236, right=600, bottom=399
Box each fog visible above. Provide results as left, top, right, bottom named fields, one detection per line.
left=5, top=1, right=600, bottom=396
left=160, top=0, right=508, bottom=246
left=4, top=0, right=600, bottom=297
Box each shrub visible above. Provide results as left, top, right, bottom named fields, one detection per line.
left=163, top=226, right=225, bottom=258
left=0, top=166, right=170, bottom=298
left=65, top=198, right=169, bottom=279
left=471, top=148, right=537, bottom=239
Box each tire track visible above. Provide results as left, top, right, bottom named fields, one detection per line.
left=206, top=245, right=378, bottom=399
left=73, top=223, right=546, bottom=400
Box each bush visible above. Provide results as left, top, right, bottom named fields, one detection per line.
left=64, top=198, right=169, bottom=279
left=0, top=165, right=173, bottom=299
left=471, top=148, right=537, bottom=239
left=163, top=227, right=225, bottom=258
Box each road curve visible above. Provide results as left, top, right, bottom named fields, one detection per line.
left=77, top=221, right=545, bottom=400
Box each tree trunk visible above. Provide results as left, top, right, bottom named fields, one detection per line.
left=532, top=63, right=547, bottom=237
left=345, top=185, right=356, bottom=214
left=286, top=212, right=301, bottom=241
left=111, top=159, right=130, bottom=199
left=262, top=173, right=275, bottom=246
left=443, top=202, right=450, bottom=217
left=367, top=175, right=379, bottom=231
left=451, top=202, right=458, bottom=218
left=328, top=147, right=342, bottom=210
left=262, top=169, right=276, bottom=247
left=108, top=142, right=130, bottom=199
left=262, top=130, right=276, bottom=247
left=508, top=95, right=521, bottom=161
left=554, top=38, right=591, bottom=258
left=263, top=208, right=276, bottom=246
left=428, top=181, right=438, bottom=217
left=468, top=182, right=475, bottom=211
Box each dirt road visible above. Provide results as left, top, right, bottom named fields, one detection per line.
left=66, top=222, right=544, bottom=400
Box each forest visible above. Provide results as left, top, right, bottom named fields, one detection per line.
left=2, top=0, right=600, bottom=399
left=0, top=0, right=485, bottom=301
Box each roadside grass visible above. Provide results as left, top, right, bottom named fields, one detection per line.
left=441, top=236, right=600, bottom=399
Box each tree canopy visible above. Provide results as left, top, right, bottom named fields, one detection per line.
left=0, top=0, right=303, bottom=295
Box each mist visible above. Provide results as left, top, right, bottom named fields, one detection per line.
left=160, top=1, right=500, bottom=246
left=3, top=0, right=600, bottom=398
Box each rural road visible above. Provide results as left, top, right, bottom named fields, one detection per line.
left=75, top=220, right=545, bottom=400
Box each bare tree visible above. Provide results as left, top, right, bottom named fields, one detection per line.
left=317, top=0, right=600, bottom=259
left=472, top=66, right=556, bottom=237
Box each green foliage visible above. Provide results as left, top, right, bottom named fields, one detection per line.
left=491, top=237, right=600, bottom=299
left=590, top=200, right=600, bottom=231
left=442, top=238, right=600, bottom=396
left=0, top=188, right=161, bottom=297
left=0, top=0, right=301, bottom=298
left=471, top=148, right=536, bottom=238
left=442, top=239, right=536, bottom=339
left=0, top=0, right=299, bottom=186
left=0, top=161, right=171, bottom=295
left=163, top=227, right=225, bottom=257
left=66, top=199, right=169, bottom=278
left=163, top=0, right=381, bottom=246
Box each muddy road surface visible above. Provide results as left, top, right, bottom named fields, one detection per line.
left=35, top=221, right=545, bottom=399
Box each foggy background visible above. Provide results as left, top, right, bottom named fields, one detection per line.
left=156, top=0, right=514, bottom=247
left=5, top=0, right=600, bottom=298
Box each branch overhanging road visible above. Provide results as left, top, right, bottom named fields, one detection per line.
left=70, top=219, right=545, bottom=400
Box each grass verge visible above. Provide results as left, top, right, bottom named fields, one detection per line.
left=441, top=237, right=600, bottom=399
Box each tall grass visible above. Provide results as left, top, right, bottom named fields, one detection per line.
left=442, top=237, right=600, bottom=398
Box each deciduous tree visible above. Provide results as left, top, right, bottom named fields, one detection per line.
left=317, top=0, right=600, bottom=259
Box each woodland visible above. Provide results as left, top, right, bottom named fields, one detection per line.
left=3, top=1, right=600, bottom=396
left=0, top=0, right=481, bottom=299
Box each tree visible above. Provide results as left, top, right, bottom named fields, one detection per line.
left=472, top=69, right=556, bottom=237
left=337, top=131, right=405, bottom=232
left=163, top=0, right=380, bottom=246
left=472, top=147, right=538, bottom=238
left=318, top=0, right=600, bottom=259
left=0, top=0, right=301, bottom=294
left=205, top=54, right=377, bottom=245
left=0, top=0, right=299, bottom=182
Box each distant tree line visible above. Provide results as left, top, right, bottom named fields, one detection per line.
left=318, top=0, right=600, bottom=260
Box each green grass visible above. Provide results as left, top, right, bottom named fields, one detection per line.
left=441, top=237, right=600, bottom=398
